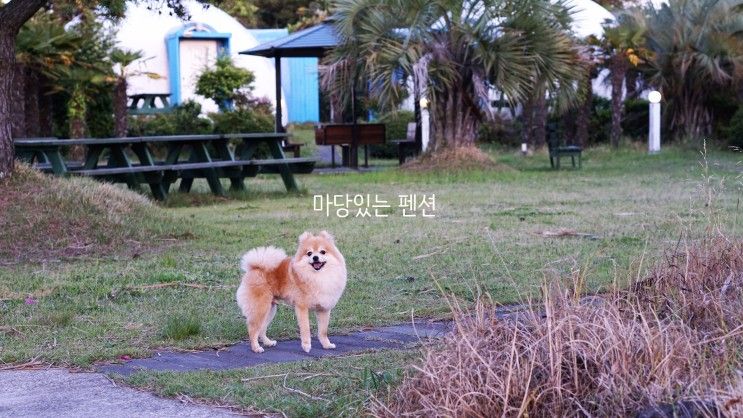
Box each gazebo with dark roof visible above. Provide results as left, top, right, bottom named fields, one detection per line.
left=240, top=19, right=421, bottom=169
left=240, top=19, right=340, bottom=133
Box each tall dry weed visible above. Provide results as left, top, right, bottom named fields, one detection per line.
left=372, top=237, right=743, bottom=417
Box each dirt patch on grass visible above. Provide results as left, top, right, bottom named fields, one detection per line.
left=402, top=146, right=507, bottom=172
left=0, top=164, right=179, bottom=263
left=372, top=236, right=743, bottom=417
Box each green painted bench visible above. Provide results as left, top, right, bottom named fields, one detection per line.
left=547, top=124, right=582, bottom=169
left=15, top=134, right=317, bottom=200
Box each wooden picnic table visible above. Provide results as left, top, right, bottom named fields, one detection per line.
left=15, top=133, right=315, bottom=200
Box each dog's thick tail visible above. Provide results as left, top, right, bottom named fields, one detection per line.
left=239, top=246, right=287, bottom=272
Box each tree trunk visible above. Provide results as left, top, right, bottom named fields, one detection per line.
left=429, top=85, right=479, bottom=151
left=0, top=31, right=16, bottom=178
left=609, top=54, right=627, bottom=148
left=625, top=69, right=638, bottom=100
left=24, top=68, right=40, bottom=137
left=521, top=96, right=534, bottom=146
left=575, top=71, right=593, bottom=147
left=113, top=77, right=128, bottom=137
left=10, top=62, right=26, bottom=139
left=0, top=0, right=48, bottom=177
left=532, top=91, right=547, bottom=149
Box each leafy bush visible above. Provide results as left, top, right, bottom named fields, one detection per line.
left=588, top=96, right=612, bottom=145
left=210, top=109, right=273, bottom=134
left=709, top=93, right=740, bottom=140
left=370, top=110, right=414, bottom=158
left=723, top=106, right=743, bottom=148
left=86, top=89, right=114, bottom=138
left=196, top=55, right=255, bottom=111
left=479, top=115, right=521, bottom=146
left=621, top=98, right=649, bottom=140
left=128, top=101, right=213, bottom=136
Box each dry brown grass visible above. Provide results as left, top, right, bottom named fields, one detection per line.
left=0, top=164, right=176, bottom=263
left=402, top=146, right=507, bottom=171
left=372, top=236, right=743, bottom=417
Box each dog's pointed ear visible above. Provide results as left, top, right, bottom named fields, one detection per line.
left=298, top=231, right=313, bottom=244
left=318, top=230, right=335, bottom=243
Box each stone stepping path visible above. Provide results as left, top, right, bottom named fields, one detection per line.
left=99, top=305, right=528, bottom=376
left=99, top=321, right=453, bottom=376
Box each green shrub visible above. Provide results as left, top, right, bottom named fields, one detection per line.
left=86, top=89, right=114, bottom=138
left=723, top=106, right=743, bottom=148
left=588, top=96, right=611, bottom=145
left=128, top=101, right=213, bottom=136
left=196, top=56, right=255, bottom=111
left=479, top=115, right=521, bottom=146
left=370, top=110, right=414, bottom=158
left=621, top=98, right=649, bottom=140
left=709, top=93, right=740, bottom=140
left=209, top=109, right=274, bottom=158
left=210, top=109, right=273, bottom=134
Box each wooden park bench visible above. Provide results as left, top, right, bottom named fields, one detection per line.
left=547, top=123, right=582, bottom=169
left=391, top=122, right=419, bottom=165
left=15, top=133, right=317, bottom=200
left=314, top=123, right=386, bottom=168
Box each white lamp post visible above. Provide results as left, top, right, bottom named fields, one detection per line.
left=420, top=98, right=430, bottom=152
left=648, top=90, right=661, bottom=154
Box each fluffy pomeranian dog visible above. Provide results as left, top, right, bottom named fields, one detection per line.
left=236, top=231, right=347, bottom=353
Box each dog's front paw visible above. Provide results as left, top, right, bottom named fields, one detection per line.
left=301, top=342, right=312, bottom=353
left=251, top=345, right=264, bottom=353
left=262, top=338, right=277, bottom=347
left=321, top=342, right=336, bottom=350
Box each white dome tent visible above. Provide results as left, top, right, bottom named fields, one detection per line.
left=567, top=0, right=615, bottom=39
left=114, top=1, right=286, bottom=121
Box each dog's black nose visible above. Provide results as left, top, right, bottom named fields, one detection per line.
left=312, top=255, right=319, bottom=262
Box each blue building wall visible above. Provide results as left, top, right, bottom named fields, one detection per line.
left=249, top=29, right=320, bottom=124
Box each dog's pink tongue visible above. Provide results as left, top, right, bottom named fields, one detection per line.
left=312, top=262, right=323, bottom=270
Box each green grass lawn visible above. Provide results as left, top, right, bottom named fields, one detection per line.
left=1, top=143, right=742, bottom=414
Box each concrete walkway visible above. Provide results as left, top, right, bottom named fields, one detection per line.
left=0, top=369, right=238, bottom=417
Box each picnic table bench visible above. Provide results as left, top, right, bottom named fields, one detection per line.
left=128, top=93, right=172, bottom=115
left=15, top=133, right=316, bottom=200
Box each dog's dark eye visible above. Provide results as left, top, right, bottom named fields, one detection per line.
left=306, top=251, right=312, bottom=257
left=320, top=250, right=326, bottom=255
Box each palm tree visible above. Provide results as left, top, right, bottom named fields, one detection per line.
left=601, top=9, right=648, bottom=148
left=110, top=49, right=161, bottom=137
left=642, top=0, right=743, bottom=139
left=15, top=14, right=80, bottom=137
left=324, top=0, right=584, bottom=155
left=111, top=49, right=143, bottom=138
left=574, top=44, right=602, bottom=147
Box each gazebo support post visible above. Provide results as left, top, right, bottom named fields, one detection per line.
left=350, top=70, right=359, bottom=170
left=274, top=55, right=284, bottom=133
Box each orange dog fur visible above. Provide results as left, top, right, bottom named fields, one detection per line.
left=236, top=231, right=347, bottom=353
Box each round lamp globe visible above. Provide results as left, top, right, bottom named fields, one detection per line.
left=648, top=91, right=662, bottom=103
